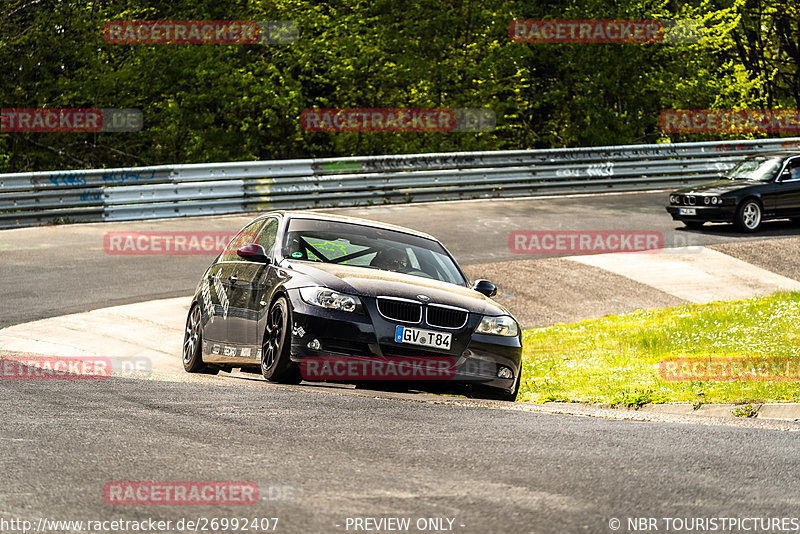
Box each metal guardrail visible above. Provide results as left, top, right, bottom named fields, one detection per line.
left=1, top=137, right=799, bottom=228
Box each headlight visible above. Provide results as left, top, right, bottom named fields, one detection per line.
left=670, top=195, right=677, bottom=204
left=475, top=315, right=519, bottom=337
left=703, top=196, right=710, bottom=205
left=299, top=287, right=362, bottom=313
left=711, top=197, right=719, bottom=204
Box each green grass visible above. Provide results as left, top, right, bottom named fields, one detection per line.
left=517, top=291, right=800, bottom=406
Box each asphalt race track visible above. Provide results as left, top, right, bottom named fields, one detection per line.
left=3, top=191, right=800, bottom=329
left=2, top=192, right=800, bottom=534
left=3, top=379, right=800, bottom=534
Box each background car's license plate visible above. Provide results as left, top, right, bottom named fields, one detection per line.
left=679, top=208, right=696, bottom=215
left=395, top=326, right=452, bottom=350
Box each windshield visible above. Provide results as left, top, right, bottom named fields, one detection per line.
left=282, top=218, right=467, bottom=286
left=727, top=157, right=783, bottom=181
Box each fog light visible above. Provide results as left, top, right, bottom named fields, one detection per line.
left=307, top=339, right=321, bottom=350
left=497, top=367, right=513, bottom=379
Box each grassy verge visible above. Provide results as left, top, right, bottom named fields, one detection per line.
left=517, top=291, right=800, bottom=406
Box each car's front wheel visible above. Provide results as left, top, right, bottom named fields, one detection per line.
left=183, top=304, right=217, bottom=374
left=261, top=296, right=301, bottom=384
left=735, top=199, right=762, bottom=232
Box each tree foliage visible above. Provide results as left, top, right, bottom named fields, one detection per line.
left=1, top=0, right=799, bottom=171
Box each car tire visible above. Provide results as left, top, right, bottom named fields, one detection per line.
left=182, top=304, right=217, bottom=374
left=261, top=296, right=302, bottom=384
left=735, top=199, right=762, bottom=232
left=683, top=221, right=704, bottom=229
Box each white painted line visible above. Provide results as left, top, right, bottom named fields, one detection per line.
left=568, top=248, right=800, bottom=303
left=0, top=297, right=190, bottom=375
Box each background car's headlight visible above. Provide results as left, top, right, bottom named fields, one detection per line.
left=299, top=287, right=362, bottom=313
left=669, top=195, right=677, bottom=204
left=475, top=315, right=519, bottom=337
left=703, top=196, right=710, bottom=205
left=711, top=196, right=720, bottom=204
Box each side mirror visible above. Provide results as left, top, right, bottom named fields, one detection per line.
left=237, top=243, right=270, bottom=263
left=472, top=279, right=497, bottom=298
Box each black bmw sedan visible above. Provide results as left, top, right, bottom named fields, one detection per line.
left=182, top=211, right=523, bottom=401
left=666, top=151, right=800, bottom=232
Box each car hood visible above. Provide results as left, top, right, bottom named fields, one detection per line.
left=283, top=261, right=511, bottom=316
left=674, top=179, right=763, bottom=195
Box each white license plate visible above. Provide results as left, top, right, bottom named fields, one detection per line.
left=679, top=208, right=696, bottom=216
left=395, top=326, right=452, bottom=350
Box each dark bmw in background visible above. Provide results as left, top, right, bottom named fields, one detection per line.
left=666, top=151, right=800, bottom=232
left=182, top=211, right=523, bottom=401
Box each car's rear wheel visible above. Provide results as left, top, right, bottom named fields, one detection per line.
left=683, top=221, right=704, bottom=229
left=183, top=304, right=217, bottom=374
left=261, top=296, right=301, bottom=384
left=735, top=199, right=762, bottom=232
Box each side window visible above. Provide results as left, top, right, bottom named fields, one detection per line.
left=257, top=218, right=279, bottom=255
left=788, top=159, right=800, bottom=180
left=221, top=220, right=264, bottom=262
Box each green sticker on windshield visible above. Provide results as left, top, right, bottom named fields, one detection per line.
left=291, top=252, right=303, bottom=258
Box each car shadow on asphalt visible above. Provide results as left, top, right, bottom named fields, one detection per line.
left=674, top=219, right=800, bottom=238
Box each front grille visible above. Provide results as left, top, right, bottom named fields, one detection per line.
left=377, top=297, right=422, bottom=323
left=426, top=304, right=468, bottom=329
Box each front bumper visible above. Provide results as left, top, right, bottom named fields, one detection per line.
left=285, top=289, right=522, bottom=394
left=665, top=205, right=735, bottom=223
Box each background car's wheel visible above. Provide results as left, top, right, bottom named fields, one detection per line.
left=683, top=221, right=704, bottom=229
left=261, top=296, right=301, bottom=384
left=735, top=199, right=762, bottom=232
left=182, top=304, right=217, bottom=374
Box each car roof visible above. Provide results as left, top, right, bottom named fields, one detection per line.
left=262, top=210, right=440, bottom=241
